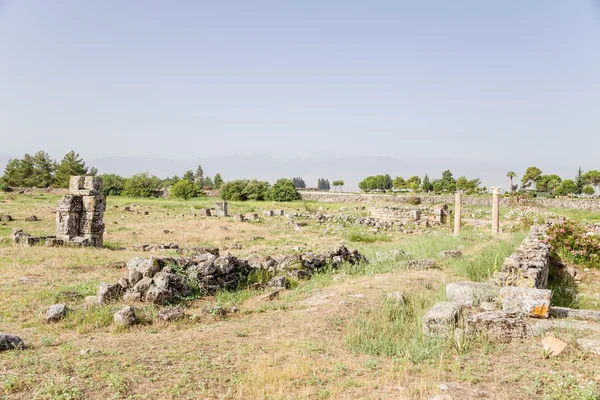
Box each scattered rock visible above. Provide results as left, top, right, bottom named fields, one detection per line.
left=114, top=306, right=136, bottom=327
left=386, top=292, right=405, bottom=305
left=158, top=307, right=185, bottom=322
left=440, top=250, right=462, bottom=258
left=499, top=286, right=551, bottom=318
left=0, top=215, right=13, bottom=222
left=45, top=303, right=67, bottom=322
left=0, top=333, right=25, bottom=351
left=84, top=295, right=101, bottom=306
left=577, top=338, right=600, bottom=356
left=267, top=276, right=287, bottom=289
left=406, top=258, right=436, bottom=270
left=422, top=302, right=462, bottom=337
left=542, top=336, right=568, bottom=357
left=446, top=281, right=497, bottom=307
left=259, top=289, right=281, bottom=302
left=25, top=215, right=39, bottom=222
left=97, top=283, right=124, bottom=304
left=480, top=301, right=499, bottom=311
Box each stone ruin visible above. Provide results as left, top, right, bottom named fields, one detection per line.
left=93, top=245, right=368, bottom=305
left=55, top=176, right=105, bottom=247
left=215, top=201, right=228, bottom=217
left=370, top=204, right=448, bottom=226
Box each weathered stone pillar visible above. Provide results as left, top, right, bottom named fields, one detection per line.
left=454, top=191, right=462, bottom=236
left=492, top=187, right=500, bottom=234
left=215, top=201, right=228, bottom=217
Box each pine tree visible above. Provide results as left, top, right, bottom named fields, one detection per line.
left=2, top=159, right=23, bottom=186
left=194, top=165, right=204, bottom=188
left=421, top=175, right=431, bottom=193
left=575, top=167, right=585, bottom=195
left=214, top=173, right=224, bottom=189
left=182, top=170, right=195, bottom=183
left=55, top=150, right=90, bottom=187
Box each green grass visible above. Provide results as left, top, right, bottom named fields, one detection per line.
left=345, top=230, right=391, bottom=243
left=548, top=207, right=600, bottom=223
left=450, top=233, right=525, bottom=282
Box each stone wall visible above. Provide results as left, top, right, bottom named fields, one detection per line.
left=299, top=191, right=600, bottom=211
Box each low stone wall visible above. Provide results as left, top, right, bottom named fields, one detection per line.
left=299, top=191, right=600, bottom=211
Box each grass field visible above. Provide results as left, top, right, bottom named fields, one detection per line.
left=1, top=193, right=600, bottom=399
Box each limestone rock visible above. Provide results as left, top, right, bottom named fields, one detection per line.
left=499, top=286, right=551, bottom=318
left=440, top=250, right=462, bottom=258
left=0, top=333, right=25, bottom=351
left=267, top=276, right=287, bottom=289
left=158, top=307, right=185, bottom=322
left=114, top=306, right=136, bottom=327
left=127, top=257, right=161, bottom=286
left=577, top=338, right=600, bottom=356
left=97, top=283, right=123, bottom=304
left=406, top=258, right=436, bottom=270
left=25, top=215, right=39, bottom=222
left=446, top=281, right=497, bottom=307
left=422, top=302, right=462, bottom=337
left=386, top=292, right=405, bottom=305
left=465, top=311, right=528, bottom=341
left=144, top=272, right=190, bottom=305
left=45, top=303, right=67, bottom=322
left=542, top=336, right=568, bottom=357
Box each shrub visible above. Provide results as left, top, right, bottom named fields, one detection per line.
left=583, top=185, right=595, bottom=196
left=122, top=172, right=162, bottom=198
left=269, top=179, right=301, bottom=202
left=547, top=220, right=600, bottom=266
left=408, top=196, right=421, bottom=205
left=101, top=174, right=126, bottom=196
left=171, top=179, right=201, bottom=200
left=0, top=180, right=8, bottom=192
left=220, top=179, right=270, bottom=202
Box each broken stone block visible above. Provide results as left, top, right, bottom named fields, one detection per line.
left=82, top=195, right=106, bottom=213
left=386, top=292, right=405, bottom=305
left=406, top=258, right=436, bottom=270
left=542, top=336, right=568, bottom=357
left=0, top=334, right=25, bottom=351
left=45, top=238, right=65, bottom=247
left=267, top=276, right=287, bottom=289
left=422, top=302, right=462, bottom=337
left=158, top=307, right=185, bottom=322
left=499, top=286, right=552, bottom=318
left=446, top=281, right=497, bottom=307
left=114, top=306, right=136, bottom=327
left=25, top=215, right=39, bottom=222
left=80, top=212, right=105, bottom=234
left=97, top=283, right=123, bottom=304
left=45, top=303, right=67, bottom=322
left=577, top=338, right=600, bottom=356
left=465, top=311, right=528, bottom=341
left=215, top=201, right=228, bottom=217
left=56, top=195, right=83, bottom=212
left=440, top=250, right=462, bottom=258
left=55, top=211, right=81, bottom=236
left=127, top=257, right=161, bottom=286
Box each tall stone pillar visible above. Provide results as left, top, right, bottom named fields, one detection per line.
left=492, top=187, right=500, bottom=235
left=454, top=191, right=462, bottom=236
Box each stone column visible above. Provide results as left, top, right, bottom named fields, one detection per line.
left=454, top=191, right=462, bottom=236
left=492, top=187, right=500, bottom=234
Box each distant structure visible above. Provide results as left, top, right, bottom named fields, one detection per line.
left=56, top=176, right=105, bottom=247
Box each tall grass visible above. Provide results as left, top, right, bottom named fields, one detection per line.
left=450, top=233, right=524, bottom=282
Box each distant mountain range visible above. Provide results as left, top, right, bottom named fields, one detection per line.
left=0, top=152, right=583, bottom=192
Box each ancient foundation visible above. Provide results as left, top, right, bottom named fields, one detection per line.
left=56, top=176, right=105, bottom=247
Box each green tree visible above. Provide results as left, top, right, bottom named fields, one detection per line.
left=194, top=165, right=204, bottom=188
left=583, top=170, right=600, bottom=192
left=18, top=154, right=36, bottom=187
left=171, top=179, right=200, bottom=200
left=270, top=179, right=301, bottom=201
left=31, top=151, right=56, bottom=187
left=332, top=180, right=344, bottom=192
left=536, top=175, right=562, bottom=192
left=220, top=180, right=248, bottom=201
left=243, top=180, right=270, bottom=200
left=393, top=176, right=405, bottom=190
left=2, top=158, right=24, bottom=186
left=213, top=173, right=224, bottom=189
left=506, top=171, right=517, bottom=192
left=583, top=185, right=595, bottom=196
left=455, top=176, right=469, bottom=191
left=122, top=172, right=162, bottom=197
left=421, top=175, right=432, bottom=192
left=521, top=166, right=543, bottom=189
left=55, top=150, right=92, bottom=187
left=292, top=177, right=306, bottom=189
left=440, top=170, right=456, bottom=192
left=182, top=170, right=195, bottom=183
left=575, top=167, right=585, bottom=195
left=101, top=174, right=126, bottom=196
left=204, top=176, right=214, bottom=188
left=406, top=176, right=421, bottom=191
left=557, top=179, right=577, bottom=195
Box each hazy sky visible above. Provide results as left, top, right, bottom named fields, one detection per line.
left=1, top=1, right=599, bottom=164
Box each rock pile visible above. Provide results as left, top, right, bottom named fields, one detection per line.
left=97, top=246, right=367, bottom=305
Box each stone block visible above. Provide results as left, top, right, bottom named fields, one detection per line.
left=422, top=302, right=462, bottom=337
left=465, top=311, right=528, bottom=341
left=69, top=176, right=86, bottom=193
left=56, top=195, right=83, bottom=212
left=215, top=201, right=228, bottom=217
left=80, top=212, right=105, bottom=234
left=56, top=211, right=81, bottom=236
left=577, top=338, right=600, bottom=356
left=499, top=286, right=552, bottom=318
left=84, top=176, right=103, bottom=192
left=446, top=281, right=497, bottom=307
left=82, top=195, right=106, bottom=212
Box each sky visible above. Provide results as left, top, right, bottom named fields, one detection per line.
left=1, top=1, right=599, bottom=170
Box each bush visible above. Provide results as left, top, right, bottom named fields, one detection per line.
left=269, top=179, right=301, bottom=202
left=122, top=172, right=162, bottom=198
left=547, top=220, right=600, bottom=266
left=408, top=196, right=421, bottom=205
left=171, top=179, right=201, bottom=200
left=583, top=186, right=595, bottom=196
left=221, top=179, right=270, bottom=202
left=101, top=174, right=126, bottom=196
left=0, top=181, right=8, bottom=192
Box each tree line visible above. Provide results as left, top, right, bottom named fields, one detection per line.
left=359, top=171, right=485, bottom=195
left=510, top=166, right=600, bottom=196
